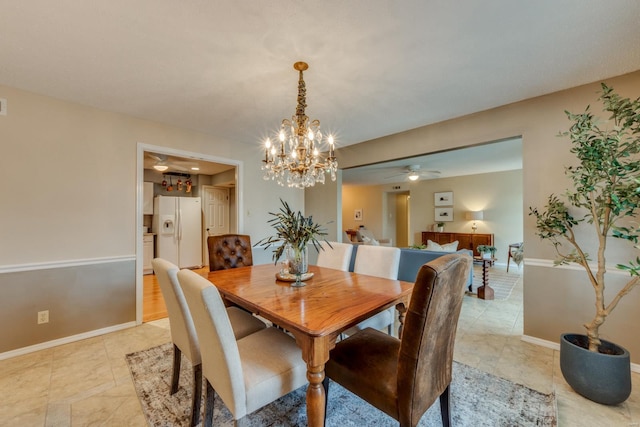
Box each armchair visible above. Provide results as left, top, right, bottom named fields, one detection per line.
left=355, top=228, right=392, bottom=247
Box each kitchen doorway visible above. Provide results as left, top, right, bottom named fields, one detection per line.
left=136, top=143, right=243, bottom=324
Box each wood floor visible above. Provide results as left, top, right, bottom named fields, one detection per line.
left=143, top=267, right=209, bottom=322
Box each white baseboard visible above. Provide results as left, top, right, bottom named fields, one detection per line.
left=0, top=321, right=137, bottom=361
left=521, top=334, right=640, bottom=373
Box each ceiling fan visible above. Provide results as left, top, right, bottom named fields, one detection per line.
left=146, top=153, right=199, bottom=173
left=384, top=165, right=441, bottom=182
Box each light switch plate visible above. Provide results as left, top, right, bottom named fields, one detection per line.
left=0, top=98, right=6, bottom=116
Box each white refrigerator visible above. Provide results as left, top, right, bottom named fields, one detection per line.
left=152, top=196, right=202, bottom=268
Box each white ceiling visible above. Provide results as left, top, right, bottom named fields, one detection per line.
left=143, top=152, right=234, bottom=176
left=342, top=137, right=522, bottom=185
left=142, top=137, right=522, bottom=184
left=2, top=1, right=639, bottom=156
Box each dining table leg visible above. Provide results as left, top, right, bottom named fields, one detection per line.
left=306, top=362, right=326, bottom=427
left=294, top=333, right=336, bottom=427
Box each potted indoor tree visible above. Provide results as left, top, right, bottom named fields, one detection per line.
left=529, top=83, right=640, bottom=405
left=256, top=199, right=330, bottom=286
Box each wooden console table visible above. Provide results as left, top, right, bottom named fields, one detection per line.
left=421, top=231, right=494, bottom=257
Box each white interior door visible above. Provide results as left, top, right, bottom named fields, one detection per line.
left=177, top=197, right=203, bottom=268
left=202, top=186, right=229, bottom=266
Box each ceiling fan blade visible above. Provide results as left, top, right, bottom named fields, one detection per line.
left=147, top=153, right=166, bottom=162
left=384, top=172, right=407, bottom=180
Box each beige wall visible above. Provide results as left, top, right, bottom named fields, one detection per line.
left=342, top=184, right=388, bottom=241
left=340, top=169, right=523, bottom=261
left=3, top=71, right=640, bottom=362
left=0, top=84, right=301, bottom=266
left=329, top=70, right=640, bottom=363
left=305, top=171, right=342, bottom=243
left=0, top=84, right=301, bottom=354
left=409, top=169, right=523, bottom=259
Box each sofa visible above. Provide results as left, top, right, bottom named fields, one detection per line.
left=347, top=245, right=473, bottom=287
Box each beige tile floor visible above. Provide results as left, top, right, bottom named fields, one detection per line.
left=1, top=265, right=638, bottom=426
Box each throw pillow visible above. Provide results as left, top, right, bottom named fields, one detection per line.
left=425, top=239, right=459, bottom=252
left=443, top=240, right=459, bottom=251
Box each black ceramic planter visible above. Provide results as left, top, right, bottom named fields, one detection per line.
left=560, top=333, right=631, bottom=405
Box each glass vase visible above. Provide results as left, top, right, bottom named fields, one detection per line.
left=286, top=244, right=308, bottom=286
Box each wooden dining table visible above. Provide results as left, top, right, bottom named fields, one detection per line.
left=206, top=263, right=414, bottom=427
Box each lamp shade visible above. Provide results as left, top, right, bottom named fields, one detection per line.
left=465, top=211, right=484, bottom=221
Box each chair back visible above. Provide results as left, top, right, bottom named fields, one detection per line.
left=316, top=241, right=353, bottom=271
left=151, top=258, right=200, bottom=364
left=397, top=253, right=471, bottom=427
left=353, top=245, right=401, bottom=279
left=207, top=234, right=253, bottom=272
left=178, top=269, right=247, bottom=417
left=355, top=228, right=375, bottom=243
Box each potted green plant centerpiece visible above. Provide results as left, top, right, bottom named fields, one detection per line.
left=529, top=84, right=640, bottom=405
left=256, top=199, right=330, bottom=286
left=476, top=245, right=497, bottom=259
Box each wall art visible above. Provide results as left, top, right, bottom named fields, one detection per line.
left=434, top=191, right=453, bottom=206
left=435, top=207, right=454, bottom=222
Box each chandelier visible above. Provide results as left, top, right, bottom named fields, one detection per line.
left=261, top=61, right=338, bottom=189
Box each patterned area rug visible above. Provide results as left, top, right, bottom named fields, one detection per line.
left=469, top=264, right=522, bottom=300
left=127, top=343, right=556, bottom=427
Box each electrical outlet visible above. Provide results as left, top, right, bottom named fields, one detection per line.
left=0, top=98, right=6, bottom=116
left=37, top=310, right=49, bottom=324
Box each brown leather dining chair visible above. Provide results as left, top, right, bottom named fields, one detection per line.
left=207, top=234, right=253, bottom=271
left=323, top=253, right=472, bottom=427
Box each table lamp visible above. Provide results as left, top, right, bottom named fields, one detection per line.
left=465, top=211, right=484, bottom=232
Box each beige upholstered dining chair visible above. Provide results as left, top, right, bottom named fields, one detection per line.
left=315, top=241, right=353, bottom=271
left=151, top=259, right=267, bottom=427
left=177, top=269, right=309, bottom=427
left=344, top=245, right=401, bottom=336
left=324, top=253, right=472, bottom=427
